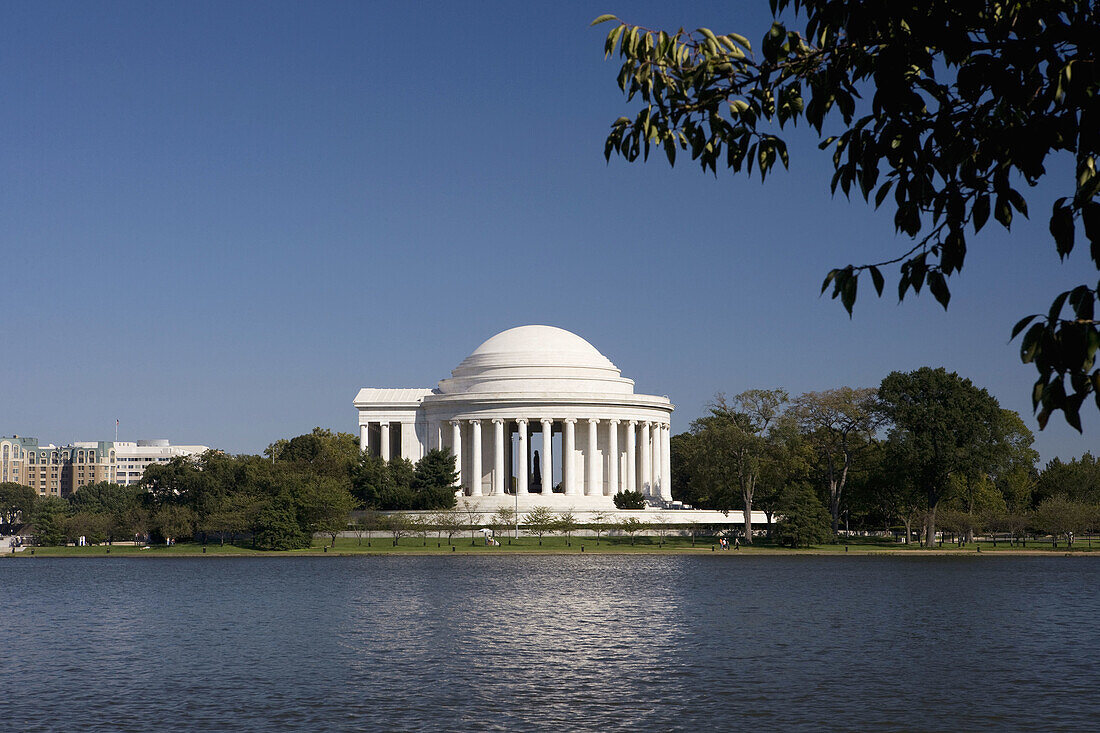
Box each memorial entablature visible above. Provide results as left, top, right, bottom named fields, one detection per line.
left=353, top=325, right=674, bottom=510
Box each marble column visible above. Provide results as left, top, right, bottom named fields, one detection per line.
left=586, top=418, right=599, bottom=496
left=640, top=421, right=652, bottom=497
left=540, top=419, right=553, bottom=494
left=493, top=418, right=505, bottom=496
left=563, top=418, right=577, bottom=495
left=626, top=420, right=637, bottom=492
left=661, top=423, right=673, bottom=501
left=607, top=419, right=619, bottom=496
left=359, top=424, right=369, bottom=453
left=470, top=419, right=482, bottom=496
left=451, top=420, right=462, bottom=490
left=652, top=422, right=662, bottom=501
left=517, top=419, right=529, bottom=495
left=379, top=422, right=390, bottom=462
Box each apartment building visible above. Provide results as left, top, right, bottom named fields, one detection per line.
left=0, top=437, right=115, bottom=497
left=0, top=436, right=209, bottom=496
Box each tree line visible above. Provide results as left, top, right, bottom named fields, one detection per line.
left=672, top=366, right=1100, bottom=546
left=2, top=428, right=462, bottom=550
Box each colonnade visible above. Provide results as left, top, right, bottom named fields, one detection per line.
left=445, top=417, right=672, bottom=502
left=358, top=421, right=411, bottom=462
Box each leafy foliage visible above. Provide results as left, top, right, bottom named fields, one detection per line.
left=0, top=482, right=36, bottom=527
left=677, top=389, right=789, bottom=542
left=878, top=367, right=1007, bottom=545
left=792, top=387, right=880, bottom=533
left=613, top=490, right=646, bottom=509
left=596, top=2, right=1100, bottom=428
left=523, top=505, right=557, bottom=543
left=31, top=497, right=69, bottom=546
left=774, top=483, right=832, bottom=547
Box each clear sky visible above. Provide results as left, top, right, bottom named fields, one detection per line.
left=2, top=1, right=1094, bottom=463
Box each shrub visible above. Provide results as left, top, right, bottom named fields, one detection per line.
left=613, top=490, right=646, bottom=510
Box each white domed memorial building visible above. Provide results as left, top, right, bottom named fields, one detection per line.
left=353, top=326, right=674, bottom=511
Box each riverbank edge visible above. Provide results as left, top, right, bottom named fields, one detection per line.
left=6, top=547, right=1099, bottom=558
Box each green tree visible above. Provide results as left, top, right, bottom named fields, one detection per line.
left=523, top=505, right=556, bottom=545
left=199, top=493, right=248, bottom=546
left=618, top=516, right=648, bottom=545
left=793, top=387, right=881, bottom=534
left=589, top=510, right=611, bottom=545
left=651, top=514, right=672, bottom=546
left=68, top=482, right=144, bottom=543
left=409, top=513, right=431, bottom=546
left=153, top=504, right=196, bottom=543
left=670, top=431, right=707, bottom=506
left=297, top=477, right=357, bottom=547
left=383, top=512, right=413, bottom=546
left=686, top=390, right=788, bottom=543
left=352, top=453, right=388, bottom=508
left=491, top=506, right=517, bottom=541
left=65, top=512, right=110, bottom=545
left=556, top=510, right=578, bottom=545
left=270, top=427, right=359, bottom=484
left=878, top=367, right=1006, bottom=546
left=754, top=412, right=813, bottom=537
left=32, top=497, right=69, bottom=546
left=410, top=449, right=460, bottom=510
left=1035, top=452, right=1100, bottom=504
left=378, top=458, right=417, bottom=510
left=358, top=509, right=382, bottom=546
left=1033, top=495, right=1089, bottom=547
left=872, top=440, right=928, bottom=544
left=434, top=508, right=463, bottom=545
left=0, top=482, right=36, bottom=529
left=462, top=500, right=484, bottom=546
left=253, top=501, right=310, bottom=550
left=595, top=4, right=1100, bottom=428
left=775, top=484, right=832, bottom=547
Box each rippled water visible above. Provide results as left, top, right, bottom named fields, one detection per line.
left=3, top=556, right=1099, bottom=731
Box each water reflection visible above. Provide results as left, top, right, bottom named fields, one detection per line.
left=3, top=556, right=1100, bottom=730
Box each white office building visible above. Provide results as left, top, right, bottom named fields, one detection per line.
left=112, top=439, right=210, bottom=486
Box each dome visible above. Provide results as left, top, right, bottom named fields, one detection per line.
left=437, top=325, right=635, bottom=395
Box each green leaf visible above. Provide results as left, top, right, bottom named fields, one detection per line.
left=869, top=266, right=884, bottom=296
left=973, top=193, right=990, bottom=233
left=927, top=271, right=950, bottom=309
left=874, top=180, right=894, bottom=209
left=1048, top=290, right=1070, bottom=320
left=840, top=272, right=857, bottom=315
left=1007, top=189, right=1028, bottom=218
left=994, top=195, right=1013, bottom=229
left=591, top=14, right=618, bottom=26
left=1021, top=323, right=1045, bottom=363
left=1011, top=315, right=1038, bottom=340
left=698, top=27, right=719, bottom=45
left=663, top=136, right=677, bottom=166
left=1050, top=201, right=1076, bottom=258
left=1083, top=202, right=1100, bottom=266
left=728, top=32, right=752, bottom=53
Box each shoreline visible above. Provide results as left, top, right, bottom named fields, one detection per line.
left=6, top=545, right=1098, bottom=559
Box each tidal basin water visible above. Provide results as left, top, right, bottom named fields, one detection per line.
left=3, top=555, right=1100, bottom=731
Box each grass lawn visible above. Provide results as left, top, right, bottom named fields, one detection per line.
left=8, top=533, right=1099, bottom=557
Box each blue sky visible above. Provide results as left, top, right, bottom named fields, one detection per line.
left=2, top=1, right=1094, bottom=463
